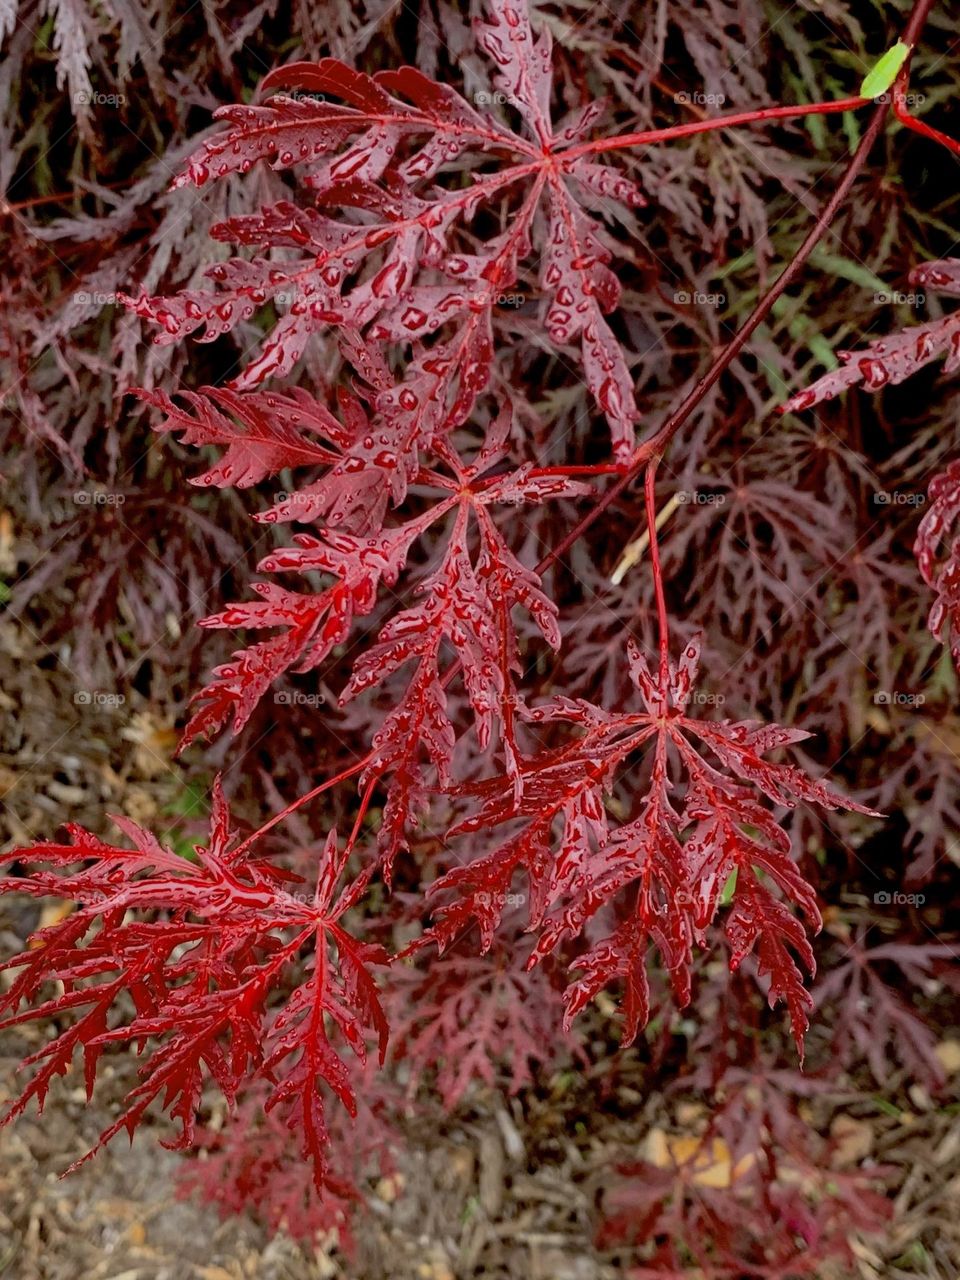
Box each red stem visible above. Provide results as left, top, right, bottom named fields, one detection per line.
left=230, top=757, right=368, bottom=859
left=344, top=777, right=377, bottom=855
left=518, top=463, right=626, bottom=479
left=469, top=462, right=625, bottom=492
left=563, top=95, right=869, bottom=162
left=893, top=88, right=960, bottom=155
left=644, top=462, right=671, bottom=687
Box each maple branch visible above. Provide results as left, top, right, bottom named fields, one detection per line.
left=563, top=95, right=870, bottom=162
left=893, top=87, right=960, bottom=156
left=526, top=464, right=627, bottom=478
left=345, top=777, right=378, bottom=855
left=536, top=0, right=937, bottom=577
left=644, top=462, right=671, bottom=686
left=220, top=28, right=932, bottom=858
left=230, top=758, right=368, bottom=860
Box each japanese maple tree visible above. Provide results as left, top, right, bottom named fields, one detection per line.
left=2, top=0, right=958, bottom=1261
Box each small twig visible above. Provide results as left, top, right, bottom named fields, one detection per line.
left=645, top=462, right=672, bottom=685
left=610, top=492, right=681, bottom=586
left=565, top=95, right=870, bottom=162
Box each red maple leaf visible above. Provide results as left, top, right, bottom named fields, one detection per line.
left=121, top=0, right=645, bottom=464
left=0, top=781, right=386, bottom=1189
left=177, top=406, right=586, bottom=806
left=813, top=926, right=955, bottom=1088
left=782, top=257, right=960, bottom=413
left=387, top=931, right=576, bottom=1108
left=424, top=635, right=869, bottom=1052
left=916, top=456, right=960, bottom=670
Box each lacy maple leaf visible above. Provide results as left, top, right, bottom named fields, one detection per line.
left=915, top=457, right=960, bottom=670
left=177, top=1064, right=401, bottom=1251
left=0, top=781, right=386, bottom=1189
left=169, top=400, right=586, bottom=824
left=424, top=636, right=868, bottom=1051
left=782, top=257, right=960, bottom=413
left=782, top=257, right=960, bottom=671
left=121, top=0, right=644, bottom=464
left=813, top=928, right=955, bottom=1088
left=138, top=348, right=422, bottom=531
left=600, top=1068, right=891, bottom=1279
left=387, top=927, right=580, bottom=1108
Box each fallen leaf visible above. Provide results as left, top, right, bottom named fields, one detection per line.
left=645, top=1127, right=754, bottom=1188
left=830, top=1114, right=874, bottom=1166
left=935, top=1039, right=960, bottom=1075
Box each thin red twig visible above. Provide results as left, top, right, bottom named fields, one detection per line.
left=644, top=462, right=671, bottom=688
left=564, top=95, right=869, bottom=162
left=894, top=88, right=960, bottom=156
